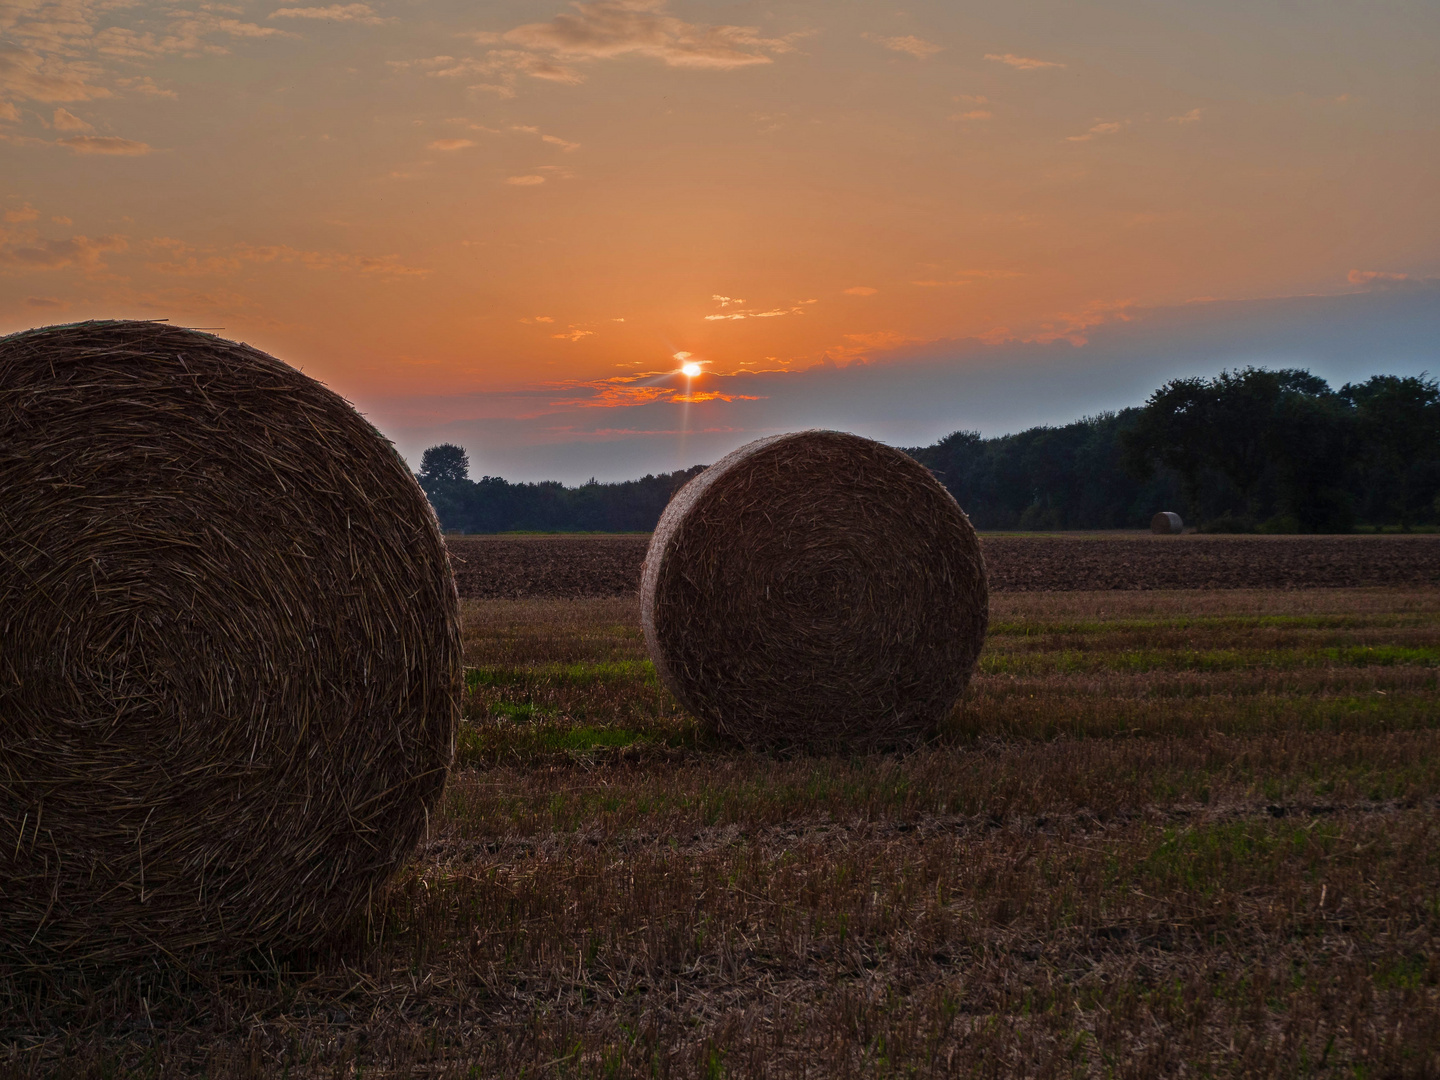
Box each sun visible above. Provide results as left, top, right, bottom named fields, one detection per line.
left=681, top=361, right=702, bottom=377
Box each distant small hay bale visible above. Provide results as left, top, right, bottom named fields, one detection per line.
left=640, top=430, right=988, bottom=751
left=0, top=320, right=461, bottom=968
left=1151, top=511, right=1185, bottom=535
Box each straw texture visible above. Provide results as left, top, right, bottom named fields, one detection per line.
left=1151, top=511, right=1184, bottom=535
left=641, top=430, right=988, bottom=751
left=0, top=320, right=460, bottom=968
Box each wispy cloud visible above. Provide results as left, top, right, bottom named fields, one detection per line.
left=428, top=137, right=475, bottom=150
left=703, top=294, right=811, bottom=320
left=843, top=285, right=877, bottom=296
left=60, top=134, right=152, bottom=154
left=1167, top=107, right=1203, bottom=124
left=0, top=232, right=127, bottom=272
left=552, top=327, right=594, bottom=340
left=0, top=43, right=112, bottom=103
left=115, top=76, right=176, bottom=98
left=1065, top=120, right=1123, bottom=143
left=864, top=33, right=941, bottom=59
left=501, top=0, right=803, bottom=72
left=506, top=174, right=546, bottom=185
left=51, top=107, right=92, bottom=131
left=269, top=3, right=391, bottom=24
left=984, top=52, right=1063, bottom=70
left=143, top=236, right=429, bottom=277
left=1029, top=298, right=1136, bottom=345
left=1348, top=269, right=1410, bottom=285
left=547, top=372, right=763, bottom=409
left=4, top=204, right=41, bottom=223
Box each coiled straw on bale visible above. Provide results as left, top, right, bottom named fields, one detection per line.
left=1151, top=511, right=1184, bottom=535
left=641, top=430, right=988, bottom=751
left=0, top=321, right=460, bottom=968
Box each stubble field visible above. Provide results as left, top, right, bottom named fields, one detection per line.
left=4, top=536, right=1439, bottom=1078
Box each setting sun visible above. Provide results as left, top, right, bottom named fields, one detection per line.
left=681, top=362, right=703, bottom=378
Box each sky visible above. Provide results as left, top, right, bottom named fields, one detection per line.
left=2, top=0, right=1438, bottom=481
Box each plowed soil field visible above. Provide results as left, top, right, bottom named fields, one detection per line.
left=445, top=533, right=1440, bottom=598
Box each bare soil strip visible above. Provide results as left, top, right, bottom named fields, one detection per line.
left=445, top=534, right=1440, bottom=599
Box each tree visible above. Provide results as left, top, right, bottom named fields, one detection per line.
left=1341, top=374, right=1440, bottom=528
left=1123, top=367, right=1338, bottom=527
left=418, top=443, right=470, bottom=484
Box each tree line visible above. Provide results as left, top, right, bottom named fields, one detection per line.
left=417, top=367, right=1440, bottom=533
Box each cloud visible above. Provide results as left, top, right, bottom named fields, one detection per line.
left=116, top=76, right=177, bottom=98
left=703, top=294, right=811, bottom=320
left=268, top=3, right=391, bottom=24
left=145, top=237, right=430, bottom=277
left=951, top=109, right=991, bottom=121
left=0, top=44, right=111, bottom=103
left=843, top=285, right=877, bottom=296
left=500, top=0, right=801, bottom=73
left=25, top=295, right=67, bottom=308
left=428, top=137, right=475, bottom=150
left=0, top=102, right=19, bottom=122
left=1168, top=108, right=1203, bottom=124
left=506, top=174, right=546, bottom=185
left=393, top=50, right=584, bottom=96
left=4, top=204, right=40, bottom=223
left=0, top=232, right=127, bottom=272
left=865, top=33, right=941, bottom=59
left=1348, top=269, right=1411, bottom=286
left=1028, top=298, right=1137, bottom=345
left=552, top=327, right=594, bottom=340
left=93, top=14, right=289, bottom=60
left=984, top=52, right=1063, bottom=70
left=51, top=107, right=92, bottom=131
left=1065, top=120, right=1123, bottom=143
left=704, top=307, right=799, bottom=321
left=544, top=373, right=763, bottom=410
left=59, top=134, right=152, bottom=154
left=378, top=285, right=1440, bottom=484
left=506, top=123, right=580, bottom=151
left=236, top=242, right=430, bottom=277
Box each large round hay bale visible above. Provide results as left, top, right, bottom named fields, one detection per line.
left=641, top=430, right=988, bottom=750
left=1151, top=511, right=1184, bottom=534
left=0, top=320, right=460, bottom=967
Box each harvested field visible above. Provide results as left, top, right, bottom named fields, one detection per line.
left=445, top=533, right=1440, bottom=598
left=5, top=586, right=1438, bottom=1077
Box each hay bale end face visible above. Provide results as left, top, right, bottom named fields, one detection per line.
left=1151, top=511, right=1185, bottom=534
left=0, top=321, right=461, bottom=967
left=641, top=430, right=988, bottom=751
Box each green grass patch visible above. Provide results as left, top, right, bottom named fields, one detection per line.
left=467, top=660, right=656, bottom=690
left=979, top=645, right=1439, bottom=677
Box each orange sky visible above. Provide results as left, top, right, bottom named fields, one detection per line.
left=2, top=0, right=1438, bottom=475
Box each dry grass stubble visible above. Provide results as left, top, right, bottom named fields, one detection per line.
left=2, top=587, right=1438, bottom=1076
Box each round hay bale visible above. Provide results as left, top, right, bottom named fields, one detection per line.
left=0, top=320, right=460, bottom=967
left=640, top=430, right=988, bottom=751
left=1151, top=511, right=1184, bottom=535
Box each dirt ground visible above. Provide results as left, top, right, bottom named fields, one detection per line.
left=445, top=533, right=1440, bottom=599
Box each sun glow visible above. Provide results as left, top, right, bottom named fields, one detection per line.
left=681, top=361, right=702, bottom=377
